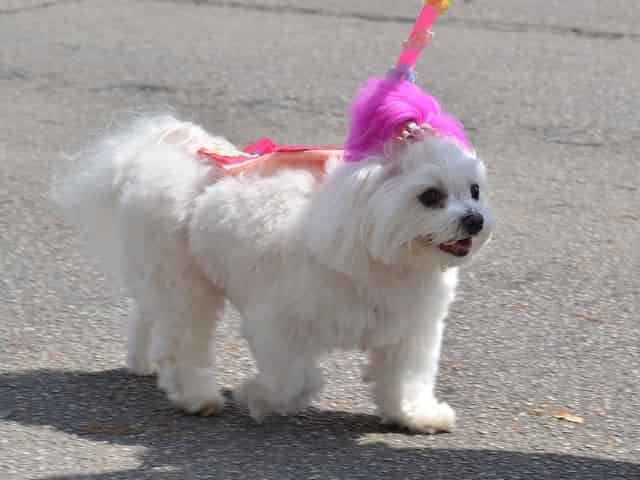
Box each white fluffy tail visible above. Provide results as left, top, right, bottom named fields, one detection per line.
left=52, top=115, right=198, bottom=279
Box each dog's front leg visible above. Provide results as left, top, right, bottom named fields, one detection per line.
left=235, top=336, right=324, bottom=420
left=366, top=318, right=455, bottom=434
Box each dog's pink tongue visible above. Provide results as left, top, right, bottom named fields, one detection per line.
left=440, top=238, right=472, bottom=255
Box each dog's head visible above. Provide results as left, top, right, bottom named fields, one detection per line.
left=373, top=136, right=494, bottom=269
left=305, top=135, right=494, bottom=275
left=305, top=76, right=494, bottom=275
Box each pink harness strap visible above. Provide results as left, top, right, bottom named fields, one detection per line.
left=197, top=138, right=344, bottom=177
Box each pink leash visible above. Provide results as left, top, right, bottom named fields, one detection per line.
left=396, top=1, right=449, bottom=75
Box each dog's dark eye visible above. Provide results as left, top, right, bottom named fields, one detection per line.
left=418, top=188, right=445, bottom=208
left=470, top=184, right=480, bottom=201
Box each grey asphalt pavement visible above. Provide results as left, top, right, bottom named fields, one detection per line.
left=1, top=1, right=639, bottom=479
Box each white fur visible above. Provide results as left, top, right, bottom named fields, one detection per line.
left=55, top=115, right=494, bottom=432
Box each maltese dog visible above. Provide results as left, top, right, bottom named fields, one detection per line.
left=56, top=75, right=494, bottom=433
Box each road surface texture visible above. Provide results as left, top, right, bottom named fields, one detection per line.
left=1, top=1, right=639, bottom=479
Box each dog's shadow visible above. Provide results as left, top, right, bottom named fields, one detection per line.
left=1, top=368, right=637, bottom=479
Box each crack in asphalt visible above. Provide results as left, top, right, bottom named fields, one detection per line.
left=89, top=83, right=178, bottom=94
left=0, top=0, right=85, bottom=15
left=4, top=0, right=636, bottom=41
left=154, top=0, right=639, bottom=41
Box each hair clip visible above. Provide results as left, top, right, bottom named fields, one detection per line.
left=395, top=122, right=426, bottom=143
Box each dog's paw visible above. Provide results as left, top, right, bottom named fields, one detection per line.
left=197, top=397, right=226, bottom=417
left=158, top=366, right=225, bottom=416
left=168, top=389, right=226, bottom=417
left=384, top=401, right=456, bottom=434
left=234, top=380, right=270, bottom=421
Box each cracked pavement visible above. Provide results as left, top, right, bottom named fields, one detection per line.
left=1, top=1, right=639, bottom=479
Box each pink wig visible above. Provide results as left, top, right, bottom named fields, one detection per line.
left=344, top=75, right=471, bottom=162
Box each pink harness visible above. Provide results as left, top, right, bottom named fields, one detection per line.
left=197, top=138, right=343, bottom=178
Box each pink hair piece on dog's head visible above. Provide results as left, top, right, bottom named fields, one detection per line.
left=344, top=75, right=472, bottom=162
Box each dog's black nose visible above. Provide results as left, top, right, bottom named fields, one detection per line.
left=461, top=213, right=484, bottom=236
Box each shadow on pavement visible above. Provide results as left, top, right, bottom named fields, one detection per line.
left=1, top=369, right=638, bottom=479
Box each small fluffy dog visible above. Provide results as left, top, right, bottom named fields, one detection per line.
left=56, top=76, right=494, bottom=433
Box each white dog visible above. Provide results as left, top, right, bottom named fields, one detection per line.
left=56, top=76, right=494, bottom=433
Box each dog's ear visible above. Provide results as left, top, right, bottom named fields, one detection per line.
left=303, top=161, right=390, bottom=277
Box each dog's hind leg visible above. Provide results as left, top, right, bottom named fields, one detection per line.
left=126, top=302, right=154, bottom=376
left=147, top=265, right=226, bottom=416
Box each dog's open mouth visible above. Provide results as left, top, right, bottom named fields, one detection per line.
left=439, top=238, right=472, bottom=257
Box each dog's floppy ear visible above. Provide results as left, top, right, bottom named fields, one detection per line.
left=303, top=161, right=391, bottom=277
